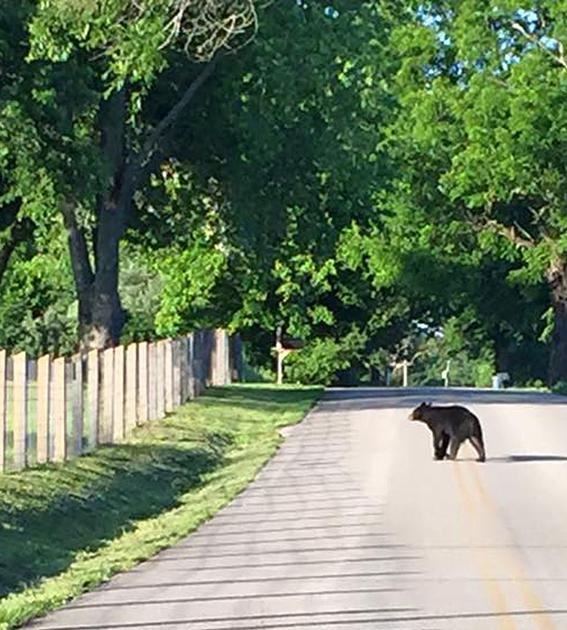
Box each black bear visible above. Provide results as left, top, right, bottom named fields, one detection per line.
left=409, top=402, right=486, bottom=462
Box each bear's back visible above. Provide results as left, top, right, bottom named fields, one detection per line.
left=424, top=405, right=477, bottom=434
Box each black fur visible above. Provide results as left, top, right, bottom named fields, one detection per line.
left=409, top=402, right=486, bottom=462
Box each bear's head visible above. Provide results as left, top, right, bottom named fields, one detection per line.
left=409, top=401, right=431, bottom=421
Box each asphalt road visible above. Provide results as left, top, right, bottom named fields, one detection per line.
left=28, top=388, right=567, bottom=630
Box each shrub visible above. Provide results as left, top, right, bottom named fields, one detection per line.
left=552, top=381, right=567, bottom=396
left=285, top=338, right=346, bottom=386
left=284, top=329, right=367, bottom=386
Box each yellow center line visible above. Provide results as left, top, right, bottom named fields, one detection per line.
left=468, top=463, right=556, bottom=630
left=453, top=463, right=518, bottom=630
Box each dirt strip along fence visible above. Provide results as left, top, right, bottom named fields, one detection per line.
left=0, top=329, right=243, bottom=473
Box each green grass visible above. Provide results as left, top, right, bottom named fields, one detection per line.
left=0, top=384, right=321, bottom=630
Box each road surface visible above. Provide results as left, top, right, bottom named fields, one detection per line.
left=28, top=388, right=567, bottom=630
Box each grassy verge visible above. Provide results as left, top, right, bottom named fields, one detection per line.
left=0, top=384, right=321, bottom=630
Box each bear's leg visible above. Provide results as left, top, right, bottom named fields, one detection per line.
left=469, top=435, right=486, bottom=462
left=432, top=430, right=445, bottom=459
left=434, top=432, right=450, bottom=460
left=447, top=437, right=462, bottom=460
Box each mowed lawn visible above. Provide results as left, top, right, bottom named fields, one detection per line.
left=0, top=384, right=321, bottom=630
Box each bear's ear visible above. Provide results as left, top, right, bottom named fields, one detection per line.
left=425, top=401, right=432, bottom=407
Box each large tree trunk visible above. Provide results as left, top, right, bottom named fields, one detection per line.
left=71, top=89, right=130, bottom=351
left=494, top=335, right=511, bottom=374
left=79, top=209, right=126, bottom=350
left=547, top=261, right=567, bottom=385
left=63, top=197, right=127, bottom=351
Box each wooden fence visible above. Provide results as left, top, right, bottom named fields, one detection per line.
left=0, top=329, right=239, bottom=473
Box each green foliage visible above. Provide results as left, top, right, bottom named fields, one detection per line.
left=398, top=315, right=496, bottom=388
left=358, top=0, right=566, bottom=383
left=0, top=0, right=267, bottom=351
left=413, top=341, right=495, bottom=389
left=183, top=1, right=399, bottom=343
left=285, top=327, right=367, bottom=386
left=285, top=338, right=347, bottom=386
left=0, top=226, right=76, bottom=356
left=155, top=240, right=228, bottom=337
left=552, top=381, right=567, bottom=396
left=29, top=0, right=261, bottom=83
left=120, top=251, right=164, bottom=343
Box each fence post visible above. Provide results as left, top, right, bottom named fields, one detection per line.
left=12, top=352, right=27, bottom=470
left=0, top=351, right=6, bottom=472
left=204, top=331, right=212, bottom=387
left=156, top=340, right=165, bottom=419
left=113, top=345, right=125, bottom=442
left=148, top=342, right=157, bottom=421
left=178, top=337, right=187, bottom=403
left=165, top=339, right=174, bottom=413
left=101, top=348, right=114, bottom=444
left=192, top=333, right=204, bottom=397
left=125, top=343, right=138, bottom=434
left=217, top=329, right=227, bottom=385
left=225, top=331, right=231, bottom=384
left=210, top=331, right=218, bottom=386
left=70, top=355, right=84, bottom=457
left=188, top=334, right=197, bottom=399
left=87, top=350, right=99, bottom=450
left=37, top=354, right=51, bottom=464
left=138, top=341, right=149, bottom=425
left=172, top=339, right=181, bottom=408
left=219, top=330, right=229, bottom=385
left=52, top=356, right=67, bottom=462
left=217, top=330, right=224, bottom=385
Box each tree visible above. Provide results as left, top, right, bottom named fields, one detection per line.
left=374, top=0, right=567, bottom=383
left=7, top=0, right=262, bottom=349
left=0, top=3, right=56, bottom=286
left=156, top=1, right=408, bottom=367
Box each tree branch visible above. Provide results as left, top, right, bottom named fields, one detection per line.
left=99, top=87, right=127, bottom=202
left=160, top=0, right=259, bottom=60
left=481, top=218, right=536, bottom=249
left=61, top=200, right=94, bottom=294
left=119, top=58, right=218, bottom=206
left=141, top=57, right=219, bottom=161
left=511, top=21, right=567, bottom=70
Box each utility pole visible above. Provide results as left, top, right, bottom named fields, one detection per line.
left=402, top=360, right=409, bottom=387
left=275, top=325, right=284, bottom=385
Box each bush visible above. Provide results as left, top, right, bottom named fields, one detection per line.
left=284, top=329, right=366, bottom=386
left=285, top=338, right=346, bottom=386
left=523, top=378, right=546, bottom=390
left=552, top=381, right=567, bottom=396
